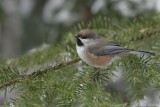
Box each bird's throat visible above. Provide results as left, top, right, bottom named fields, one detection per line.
left=76, top=38, right=84, bottom=46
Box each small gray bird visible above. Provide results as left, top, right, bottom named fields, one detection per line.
left=75, top=29, right=155, bottom=68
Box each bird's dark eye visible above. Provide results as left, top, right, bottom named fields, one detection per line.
left=81, top=36, right=87, bottom=39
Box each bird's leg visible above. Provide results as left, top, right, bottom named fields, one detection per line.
left=92, top=68, right=101, bottom=82
left=92, top=68, right=110, bottom=83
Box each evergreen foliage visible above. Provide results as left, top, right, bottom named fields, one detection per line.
left=0, top=15, right=160, bottom=106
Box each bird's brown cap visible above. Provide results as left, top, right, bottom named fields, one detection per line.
left=76, top=29, right=99, bottom=39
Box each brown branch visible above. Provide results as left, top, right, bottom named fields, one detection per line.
left=0, top=78, right=20, bottom=89
left=0, top=57, right=80, bottom=89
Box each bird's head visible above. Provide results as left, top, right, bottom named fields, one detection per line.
left=75, top=29, right=100, bottom=47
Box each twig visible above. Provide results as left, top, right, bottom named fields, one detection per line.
left=0, top=57, right=80, bottom=89
left=0, top=78, right=20, bottom=89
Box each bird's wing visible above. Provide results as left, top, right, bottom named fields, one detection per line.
left=89, top=42, right=132, bottom=56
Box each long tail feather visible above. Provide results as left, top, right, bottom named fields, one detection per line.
left=130, top=50, right=155, bottom=56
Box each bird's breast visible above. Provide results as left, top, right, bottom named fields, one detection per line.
left=76, top=45, right=112, bottom=68
left=85, top=51, right=112, bottom=68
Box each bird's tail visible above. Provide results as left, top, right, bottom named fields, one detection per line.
left=129, top=50, right=155, bottom=56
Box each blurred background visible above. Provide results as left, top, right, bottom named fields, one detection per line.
left=0, top=0, right=160, bottom=58
left=0, top=0, right=160, bottom=106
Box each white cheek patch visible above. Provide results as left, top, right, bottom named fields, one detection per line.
left=79, top=38, right=97, bottom=46
left=79, top=39, right=90, bottom=45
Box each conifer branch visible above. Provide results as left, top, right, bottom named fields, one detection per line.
left=130, top=29, right=160, bottom=42
left=0, top=57, right=80, bottom=89
left=0, top=78, right=20, bottom=89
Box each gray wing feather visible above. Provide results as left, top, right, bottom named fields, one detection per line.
left=106, top=42, right=120, bottom=46
left=90, top=42, right=132, bottom=56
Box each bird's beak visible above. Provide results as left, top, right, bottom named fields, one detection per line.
left=75, top=35, right=79, bottom=43
left=75, top=35, right=78, bottom=38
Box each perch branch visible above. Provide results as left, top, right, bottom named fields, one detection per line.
left=0, top=57, right=80, bottom=89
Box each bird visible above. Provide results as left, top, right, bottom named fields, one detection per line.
left=75, top=29, right=155, bottom=68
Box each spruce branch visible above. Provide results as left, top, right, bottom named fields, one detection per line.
left=0, top=78, right=20, bottom=89
left=130, top=29, right=160, bottom=42
left=0, top=57, right=80, bottom=89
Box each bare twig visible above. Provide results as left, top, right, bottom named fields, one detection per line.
left=0, top=57, right=80, bottom=89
